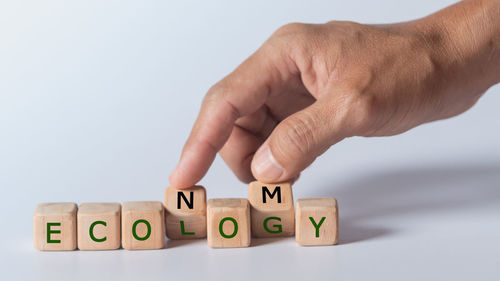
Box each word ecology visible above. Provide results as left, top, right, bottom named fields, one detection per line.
left=33, top=181, right=339, bottom=250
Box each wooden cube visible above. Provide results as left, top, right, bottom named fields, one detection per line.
left=122, top=201, right=165, bottom=250
left=33, top=203, right=77, bottom=251
left=248, top=181, right=294, bottom=237
left=296, top=198, right=339, bottom=246
left=77, top=203, right=121, bottom=250
left=207, top=198, right=251, bottom=248
left=164, top=185, right=207, bottom=239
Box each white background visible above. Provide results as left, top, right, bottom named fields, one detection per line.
left=1, top=0, right=499, bottom=280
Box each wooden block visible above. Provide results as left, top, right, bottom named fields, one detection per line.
left=122, top=201, right=165, bottom=250
left=295, top=198, right=339, bottom=246
left=164, top=185, right=207, bottom=239
left=77, top=203, right=121, bottom=250
left=207, top=198, right=251, bottom=248
left=33, top=203, right=77, bottom=251
left=248, top=181, right=294, bottom=237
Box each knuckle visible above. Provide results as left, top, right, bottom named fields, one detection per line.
left=273, top=22, right=308, bottom=36
left=274, top=110, right=320, bottom=157
left=204, top=81, right=231, bottom=107
left=204, top=83, right=223, bottom=103
left=203, top=81, right=240, bottom=118
left=267, top=22, right=311, bottom=59
left=270, top=22, right=311, bottom=46
left=343, top=91, right=390, bottom=136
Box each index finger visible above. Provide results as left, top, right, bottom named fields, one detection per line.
left=169, top=47, right=289, bottom=188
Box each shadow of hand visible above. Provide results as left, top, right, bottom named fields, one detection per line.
left=315, top=162, right=500, bottom=244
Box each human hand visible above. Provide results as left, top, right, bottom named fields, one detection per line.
left=170, top=0, right=500, bottom=188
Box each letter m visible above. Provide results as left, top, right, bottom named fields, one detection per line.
left=262, top=186, right=281, bottom=204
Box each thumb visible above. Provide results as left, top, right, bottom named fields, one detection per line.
left=250, top=98, right=350, bottom=183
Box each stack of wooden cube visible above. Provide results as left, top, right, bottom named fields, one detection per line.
left=33, top=181, right=338, bottom=250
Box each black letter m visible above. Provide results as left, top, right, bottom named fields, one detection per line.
left=262, top=186, right=281, bottom=204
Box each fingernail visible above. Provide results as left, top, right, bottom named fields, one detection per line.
left=252, top=144, right=284, bottom=181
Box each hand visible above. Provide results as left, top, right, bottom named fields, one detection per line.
left=170, top=0, right=500, bottom=188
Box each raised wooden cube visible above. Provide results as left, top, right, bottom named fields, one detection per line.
left=77, top=203, right=121, bottom=250
left=122, top=201, right=165, bottom=250
left=296, top=198, right=338, bottom=246
left=34, top=203, right=77, bottom=251
left=207, top=198, right=251, bottom=248
left=248, top=181, right=294, bottom=238
left=164, top=185, right=207, bottom=239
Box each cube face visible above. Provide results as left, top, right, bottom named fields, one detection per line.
left=164, top=186, right=207, bottom=239
left=248, top=181, right=294, bottom=237
left=77, top=203, right=121, bottom=250
left=296, top=198, right=338, bottom=246
left=122, top=201, right=165, bottom=250
left=207, top=199, right=251, bottom=248
left=33, top=203, right=77, bottom=251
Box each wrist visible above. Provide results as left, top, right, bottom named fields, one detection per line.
left=410, top=0, right=500, bottom=94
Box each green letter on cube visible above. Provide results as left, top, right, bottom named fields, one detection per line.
left=219, top=217, right=238, bottom=238
left=47, top=222, right=61, bottom=243
left=132, top=219, right=151, bottom=241
left=263, top=216, right=282, bottom=234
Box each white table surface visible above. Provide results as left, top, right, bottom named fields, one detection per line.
left=1, top=1, right=499, bottom=280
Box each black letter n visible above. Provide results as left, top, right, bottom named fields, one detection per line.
left=177, top=191, right=194, bottom=209
left=262, top=186, right=281, bottom=204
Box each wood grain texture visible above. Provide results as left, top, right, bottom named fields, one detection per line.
left=248, top=181, right=294, bottom=237
left=295, top=198, right=339, bottom=246
left=122, top=201, right=165, bottom=250
left=207, top=198, right=251, bottom=248
left=33, top=203, right=77, bottom=251
left=164, top=185, right=207, bottom=239
left=77, top=202, right=121, bottom=250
